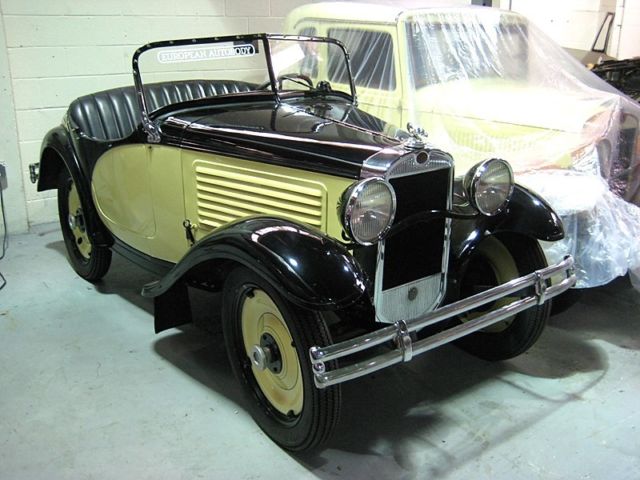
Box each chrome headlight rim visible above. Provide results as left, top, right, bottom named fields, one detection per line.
left=464, top=158, right=514, bottom=216
left=341, top=177, right=397, bottom=246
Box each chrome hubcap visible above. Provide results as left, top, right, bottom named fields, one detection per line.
left=251, top=345, right=268, bottom=370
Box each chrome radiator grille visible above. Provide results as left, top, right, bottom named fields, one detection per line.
left=374, top=161, right=453, bottom=324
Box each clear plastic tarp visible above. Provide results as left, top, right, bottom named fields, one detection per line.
left=285, top=1, right=640, bottom=288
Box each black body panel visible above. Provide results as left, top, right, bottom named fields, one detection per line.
left=142, top=216, right=370, bottom=312
left=166, top=99, right=401, bottom=179
left=44, top=83, right=404, bottom=187
left=112, top=238, right=174, bottom=277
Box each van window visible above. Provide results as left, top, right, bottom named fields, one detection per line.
left=328, top=28, right=396, bottom=91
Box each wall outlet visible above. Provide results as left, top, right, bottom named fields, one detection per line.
left=0, top=163, right=6, bottom=190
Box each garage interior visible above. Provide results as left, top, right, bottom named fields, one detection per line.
left=1, top=0, right=640, bottom=478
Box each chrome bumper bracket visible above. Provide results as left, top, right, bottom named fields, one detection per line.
left=310, top=255, right=576, bottom=388
left=534, top=271, right=547, bottom=305
left=396, top=319, right=413, bottom=362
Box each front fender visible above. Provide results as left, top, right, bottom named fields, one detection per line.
left=143, top=217, right=370, bottom=331
left=444, top=184, right=565, bottom=303
left=450, top=183, right=564, bottom=264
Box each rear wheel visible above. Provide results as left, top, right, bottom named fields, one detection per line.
left=222, top=267, right=341, bottom=451
left=455, top=234, right=550, bottom=360
left=57, top=169, right=111, bottom=281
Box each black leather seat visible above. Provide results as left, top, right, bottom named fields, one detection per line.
left=68, top=80, right=256, bottom=141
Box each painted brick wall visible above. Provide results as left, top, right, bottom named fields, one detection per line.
left=0, top=0, right=307, bottom=233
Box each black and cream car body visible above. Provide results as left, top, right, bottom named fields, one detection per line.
left=32, top=34, right=575, bottom=451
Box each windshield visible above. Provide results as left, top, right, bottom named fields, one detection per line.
left=133, top=35, right=354, bottom=115
left=407, top=14, right=529, bottom=88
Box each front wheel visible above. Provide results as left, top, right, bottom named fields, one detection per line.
left=455, top=234, right=550, bottom=361
left=222, top=267, right=341, bottom=451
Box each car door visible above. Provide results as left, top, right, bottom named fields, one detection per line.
left=91, top=144, right=189, bottom=263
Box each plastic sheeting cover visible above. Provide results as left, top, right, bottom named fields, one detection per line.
left=285, top=1, right=640, bottom=288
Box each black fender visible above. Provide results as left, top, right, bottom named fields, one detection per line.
left=38, top=125, right=112, bottom=246
left=142, top=217, right=371, bottom=333
left=446, top=183, right=564, bottom=297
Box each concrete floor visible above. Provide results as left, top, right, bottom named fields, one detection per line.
left=1, top=224, right=639, bottom=480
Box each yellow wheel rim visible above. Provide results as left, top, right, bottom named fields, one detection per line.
left=241, top=289, right=303, bottom=417
left=67, top=180, right=92, bottom=260
left=463, top=236, right=520, bottom=332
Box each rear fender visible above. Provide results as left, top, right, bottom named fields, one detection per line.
left=39, top=125, right=112, bottom=246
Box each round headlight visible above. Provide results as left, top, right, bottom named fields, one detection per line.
left=341, top=178, right=396, bottom=245
left=463, top=158, right=514, bottom=216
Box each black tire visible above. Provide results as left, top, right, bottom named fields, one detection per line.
left=57, top=169, right=111, bottom=282
left=222, top=267, right=341, bottom=451
left=454, top=234, right=550, bottom=361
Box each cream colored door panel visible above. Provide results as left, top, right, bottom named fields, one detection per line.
left=92, top=144, right=188, bottom=262
left=92, top=145, right=156, bottom=237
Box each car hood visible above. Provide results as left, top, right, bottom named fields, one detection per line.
left=163, top=99, right=402, bottom=179
left=412, top=78, right=619, bottom=133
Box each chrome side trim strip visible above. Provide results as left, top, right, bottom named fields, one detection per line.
left=309, top=255, right=576, bottom=388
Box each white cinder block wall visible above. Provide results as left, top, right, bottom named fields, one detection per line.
left=0, top=0, right=307, bottom=234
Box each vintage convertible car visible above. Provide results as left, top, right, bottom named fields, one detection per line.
left=31, top=34, right=575, bottom=451
left=285, top=2, right=640, bottom=290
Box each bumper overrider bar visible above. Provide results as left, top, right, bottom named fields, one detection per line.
left=309, top=255, right=576, bottom=388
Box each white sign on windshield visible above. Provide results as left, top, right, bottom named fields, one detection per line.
left=157, top=43, right=256, bottom=64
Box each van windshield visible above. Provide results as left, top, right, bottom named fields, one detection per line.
left=406, top=15, right=529, bottom=88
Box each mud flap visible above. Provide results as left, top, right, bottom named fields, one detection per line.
left=154, top=282, right=192, bottom=333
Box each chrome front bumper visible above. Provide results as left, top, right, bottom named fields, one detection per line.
left=309, top=255, right=576, bottom=388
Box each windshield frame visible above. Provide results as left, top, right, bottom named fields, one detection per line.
left=132, top=33, right=357, bottom=142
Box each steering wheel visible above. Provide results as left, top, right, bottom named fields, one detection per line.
left=277, top=73, right=314, bottom=90
left=257, top=73, right=314, bottom=91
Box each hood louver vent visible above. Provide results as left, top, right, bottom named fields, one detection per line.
left=194, top=161, right=326, bottom=230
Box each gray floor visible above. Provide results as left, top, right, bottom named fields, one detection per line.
left=1, top=224, right=639, bottom=480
